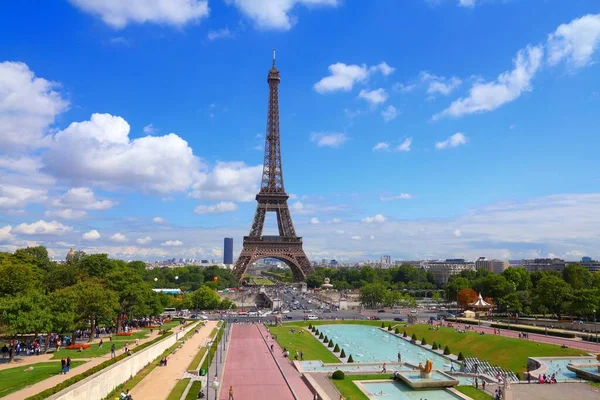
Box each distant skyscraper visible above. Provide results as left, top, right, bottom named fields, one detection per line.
left=224, top=238, right=233, bottom=264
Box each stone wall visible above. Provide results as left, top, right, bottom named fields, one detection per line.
left=48, top=322, right=199, bottom=400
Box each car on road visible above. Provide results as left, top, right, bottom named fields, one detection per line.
left=377, top=309, right=386, bottom=313
left=322, top=309, right=332, bottom=313
left=393, top=317, right=404, bottom=322
left=307, top=314, right=318, bottom=320
left=281, top=310, right=290, bottom=314
left=369, top=316, right=380, bottom=320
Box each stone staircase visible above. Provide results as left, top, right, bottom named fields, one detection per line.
left=463, top=356, right=519, bottom=381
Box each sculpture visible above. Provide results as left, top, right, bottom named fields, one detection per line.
left=418, top=359, right=433, bottom=378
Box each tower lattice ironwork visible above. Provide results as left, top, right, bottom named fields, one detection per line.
left=233, top=51, right=314, bottom=283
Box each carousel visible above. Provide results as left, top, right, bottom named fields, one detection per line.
left=468, top=293, right=494, bottom=324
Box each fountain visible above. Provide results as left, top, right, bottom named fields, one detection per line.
left=419, top=359, right=434, bottom=379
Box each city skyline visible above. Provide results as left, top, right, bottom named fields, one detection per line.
left=1, top=2, right=600, bottom=262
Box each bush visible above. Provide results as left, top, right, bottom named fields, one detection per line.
left=323, top=335, right=329, bottom=343
left=394, top=327, right=400, bottom=334
left=444, top=345, right=451, bottom=355
left=347, top=354, right=354, bottom=363
left=332, top=370, right=345, bottom=380
left=319, top=332, right=324, bottom=340
left=340, top=349, right=346, bottom=358
left=457, top=352, right=465, bottom=361
left=403, top=331, right=407, bottom=338
left=381, top=322, right=385, bottom=328
left=421, top=337, right=427, bottom=346
left=387, top=325, right=392, bottom=331
left=315, top=329, right=319, bottom=335
left=411, top=333, right=417, bottom=343
left=308, top=323, right=312, bottom=330
left=328, top=339, right=334, bottom=348
left=432, top=342, right=438, bottom=350
left=333, top=344, right=340, bottom=352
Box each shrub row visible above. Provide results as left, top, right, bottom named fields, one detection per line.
left=26, top=330, right=175, bottom=400
left=489, top=323, right=576, bottom=339
left=200, top=323, right=226, bottom=373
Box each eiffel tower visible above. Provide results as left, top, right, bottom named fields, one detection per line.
left=233, top=51, right=314, bottom=283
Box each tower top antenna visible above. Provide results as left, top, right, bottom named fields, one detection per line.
left=273, top=48, right=276, bottom=66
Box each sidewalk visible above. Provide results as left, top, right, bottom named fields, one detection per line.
left=3, top=324, right=187, bottom=400
left=131, top=321, right=217, bottom=400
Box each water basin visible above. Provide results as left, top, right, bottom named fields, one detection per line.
left=359, top=381, right=462, bottom=400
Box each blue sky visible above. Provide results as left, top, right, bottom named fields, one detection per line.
left=1, top=0, right=599, bottom=262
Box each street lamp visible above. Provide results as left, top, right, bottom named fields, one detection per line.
left=594, top=309, right=597, bottom=343
left=212, top=377, right=219, bottom=400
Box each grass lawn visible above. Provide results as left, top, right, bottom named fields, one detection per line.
left=329, top=374, right=385, bottom=400
left=456, top=386, right=494, bottom=399
left=166, top=378, right=190, bottom=400
left=0, top=361, right=86, bottom=397
left=268, top=325, right=339, bottom=363
left=401, top=325, right=587, bottom=373
left=187, top=328, right=217, bottom=371
left=185, top=381, right=202, bottom=400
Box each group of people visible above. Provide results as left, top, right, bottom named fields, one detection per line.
left=60, top=357, right=72, bottom=374
left=281, top=347, right=304, bottom=360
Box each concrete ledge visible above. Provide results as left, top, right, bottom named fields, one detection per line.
left=303, top=373, right=333, bottom=400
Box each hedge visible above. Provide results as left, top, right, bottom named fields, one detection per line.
left=323, top=335, right=329, bottom=343
left=457, top=352, right=465, bottom=361
left=403, top=331, right=407, bottom=338
left=489, top=323, right=576, bottom=339
left=308, top=324, right=312, bottom=330
left=381, top=322, right=385, bottom=328
left=333, top=344, right=340, bottom=352
left=340, top=349, right=346, bottom=358
left=200, top=323, right=226, bottom=373
left=26, top=330, right=175, bottom=400
left=421, top=337, right=427, bottom=346
left=432, top=342, right=438, bottom=350
left=443, top=345, right=451, bottom=355
left=332, top=370, right=345, bottom=380
left=328, top=339, right=334, bottom=348
left=347, top=354, right=354, bottom=363
left=411, top=333, right=417, bottom=343
left=319, top=333, right=324, bottom=340
left=394, top=327, right=400, bottom=334
left=387, top=325, right=392, bottom=331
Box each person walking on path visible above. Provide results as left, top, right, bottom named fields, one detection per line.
left=397, top=352, right=402, bottom=363
left=482, top=380, right=486, bottom=392
left=66, top=357, right=71, bottom=373
left=60, top=358, right=66, bottom=374
left=111, top=343, right=116, bottom=358
left=228, top=385, right=234, bottom=400
left=98, top=339, right=103, bottom=350
left=300, top=351, right=304, bottom=360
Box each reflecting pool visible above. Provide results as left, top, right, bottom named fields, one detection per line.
left=360, top=381, right=462, bottom=400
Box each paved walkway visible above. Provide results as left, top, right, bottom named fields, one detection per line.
left=482, top=382, right=600, bottom=400
left=3, top=324, right=186, bottom=400
left=131, top=321, right=217, bottom=400
left=219, top=324, right=295, bottom=400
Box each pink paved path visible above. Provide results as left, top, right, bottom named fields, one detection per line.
left=257, top=324, right=314, bottom=399
left=219, top=325, right=295, bottom=400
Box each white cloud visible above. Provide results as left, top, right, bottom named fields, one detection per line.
left=351, top=235, right=362, bottom=240
left=0, top=61, right=69, bottom=151
left=194, top=201, right=239, bottom=214
left=358, top=88, right=388, bottom=106
left=373, top=142, right=390, bottom=152
left=547, top=14, right=600, bottom=68
left=143, top=124, right=158, bottom=134
left=83, top=229, right=101, bottom=240
left=161, top=240, right=183, bottom=246
left=53, top=187, right=115, bottom=210
left=434, top=45, right=543, bottom=119
left=68, top=0, right=209, bottom=29
left=136, top=236, right=152, bottom=245
left=291, top=201, right=304, bottom=211
left=189, top=162, right=262, bottom=202
left=13, top=220, right=72, bottom=235
left=0, top=225, right=13, bottom=242
left=436, top=132, right=469, bottom=149
left=310, top=132, right=347, bottom=148
left=45, top=209, right=87, bottom=220
left=381, top=193, right=412, bottom=201
left=314, top=63, right=370, bottom=93
left=0, top=185, right=47, bottom=209
left=227, top=0, right=338, bottom=30
left=381, top=105, right=398, bottom=122
left=458, top=0, right=475, bottom=8
left=314, top=61, right=394, bottom=93
left=393, top=82, right=418, bottom=93
left=420, top=72, right=462, bottom=96
left=309, top=217, right=320, bottom=224
left=109, top=232, right=128, bottom=242
left=361, top=214, right=387, bottom=224
left=454, top=229, right=462, bottom=237
left=44, top=113, right=203, bottom=194
left=153, top=217, right=165, bottom=224
left=207, top=28, right=234, bottom=41
left=370, top=62, right=395, bottom=76
left=396, top=137, right=412, bottom=152
left=330, top=218, right=342, bottom=224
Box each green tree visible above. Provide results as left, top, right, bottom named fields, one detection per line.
left=445, top=276, right=471, bottom=301
left=45, top=263, right=82, bottom=292
left=569, top=289, right=600, bottom=318
left=0, top=253, right=39, bottom=296
left=499, top=292, right=523, bottom=314
left=79, top=254, right=114, bottom=278
left=563, top=264, right=592, bottom=290
left=190, top=286, right=221, bottom=310
left=14, top=246, right=52, bottom=271
left=64, top=279, right=119, bottom=342
left=473, top=274, right=514, bottom=304
left=533, top=275, right=573, bottom=319
left=359, top=283, right=387, bottom=308
left=106, top=266, right=157, bottom=330
left=502, top=267, right=532, bottom=291
left=0, top=292, right=52, bottom=362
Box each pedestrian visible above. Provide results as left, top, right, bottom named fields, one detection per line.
left=98, top=339, right=103, bottom=350
left=294, top=350, right=299, bottom=360
left=397, top=352, right=402, bottom=363
left=450, top=361, right=455, bottom=372
left=111, top=343, right=116, bottom=358
left=228, top=385, right=234, bottom=400
left=66, top=357, right=71, bottom=373
left=381, top=363, right=387, bottom=373
left=60, top=358, right=66, bottom=374
left=270, top=344, right=274, bottom=352
left=475, top=376, right=479, bottom=389
left=527, top=371, right=531, bottom=384
left=482, top=380, right=486, bottom=391
left=300, top=351, right=304, bottom=360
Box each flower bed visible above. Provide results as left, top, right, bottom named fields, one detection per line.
left=146, top=325, right=159, bottom=329
left=116, top=332, right=133, bottom=336
left=65, top=344, right=91, bottom=350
